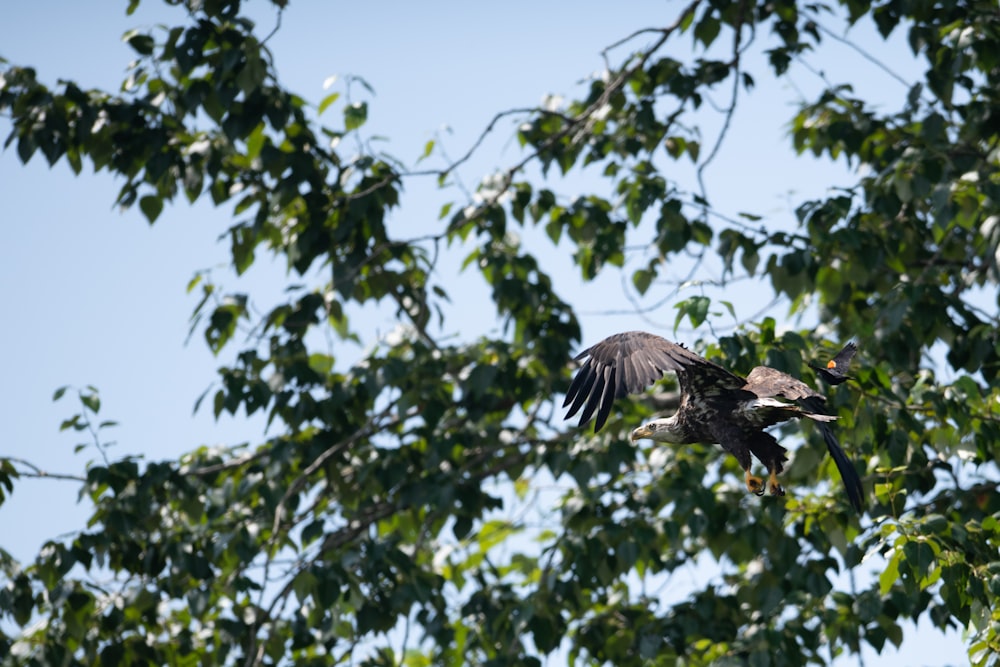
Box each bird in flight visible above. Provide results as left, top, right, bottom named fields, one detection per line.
left=810, top=340, right=858, bottom=385
left=563, top=331, right=864, bottom=512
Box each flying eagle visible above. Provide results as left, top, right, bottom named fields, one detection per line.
left=563, top=331, right=864, bottom=512
left=810, top=340, right=858, bottom=386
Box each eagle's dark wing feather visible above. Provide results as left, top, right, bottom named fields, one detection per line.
left=744, top=365, right=822, bottom=401
left=564, top=331, right=744, bottom=432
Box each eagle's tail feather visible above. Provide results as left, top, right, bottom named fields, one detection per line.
left=818, top=422, right=864, bottom=513
left=798, top=396, right=864, bottom=513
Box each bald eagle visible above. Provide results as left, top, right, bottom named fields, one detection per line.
left=810, top=340, right=858, bottom=386
left=563, top=331, right=864, bottom=512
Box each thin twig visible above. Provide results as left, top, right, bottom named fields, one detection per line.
left=436, top=108, right=572, bottom=180
left=6, top=457, right=86, bottom=483
left=813, top=21, right=914, bottom=91
left=184, top=450, right=267, bottom=476
left=260, top=6, right=283, bottom=46
left=695, top=0, right=750, bottom=212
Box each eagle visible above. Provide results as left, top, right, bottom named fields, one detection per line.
left=810, top=340, right=858, bottom=386
left=563, top=331, right=864, bottom=512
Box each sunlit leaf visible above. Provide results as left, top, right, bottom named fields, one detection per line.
left=344, top=102, right=367, bottom=131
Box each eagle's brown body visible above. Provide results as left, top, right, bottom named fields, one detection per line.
left=563, top=331, right=863, bottom=511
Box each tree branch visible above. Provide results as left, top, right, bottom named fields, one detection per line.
left=5, top=457, right=86, bottom=483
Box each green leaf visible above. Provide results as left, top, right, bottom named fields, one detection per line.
left=301, top=519, right=325, bottom=546
left=308, top=353, right=334, bottom=375
left=344, top=102, right=368, bottom=131
left=673, top=295, right=711, bottom=332
left=59, top=415, right=81, bottom=432
left=186, top=273, right=203, bottom=294
left=212, top=389, right=224, bottom=418
left=139, top=195, right=163, bottom=224
left=678, top=5, right=696, bottom=31
left=245, top=123, right=265, bottom=160
left=694, top=15, right=721, bottom=47
left=317, top=91, right=340, bottom=115
left=438, top=202, right=453, bottom=220
left=453, top=516, right=473, bottom=540
left=418, top=139, right=434, bottom=163
left=664, top=136, right=686, bottom=159
left=349, top=74, right=375, bottom=96
left=80, top=391, right=100, bottom=414
left=686, top=140, right=700, bottom=162
left=880, top=551, right=901, bottom=595
left=16, top=133, right=36, bottom=164
left=125, top=32, right=155, bottom=56
left=545, top=219, right=562, bottom=245
left=632, top=268, right=654, bottom=295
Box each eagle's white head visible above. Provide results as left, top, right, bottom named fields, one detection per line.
left=631, top=415, right=685, bottom=444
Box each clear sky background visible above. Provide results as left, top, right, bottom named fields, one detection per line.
left=0, top=2, right=964, bottom=665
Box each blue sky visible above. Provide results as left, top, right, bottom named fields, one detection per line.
left=0, top=2, right=963, bottom=664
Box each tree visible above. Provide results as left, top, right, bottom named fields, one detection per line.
left=1, top=0, right=999, bottom=664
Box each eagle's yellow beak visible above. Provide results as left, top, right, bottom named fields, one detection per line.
left=631, top=424, right=653, bottom=441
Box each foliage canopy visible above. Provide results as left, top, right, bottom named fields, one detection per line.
left=2, top=0, right=1000, bottom=665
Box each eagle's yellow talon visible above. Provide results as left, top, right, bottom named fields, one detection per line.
left=768, top=470, right=784, bottom=497
left=745, top=471, right=766, bottom=496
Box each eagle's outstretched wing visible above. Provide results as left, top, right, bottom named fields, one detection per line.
left=563, top=331, right=745, bottom=432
